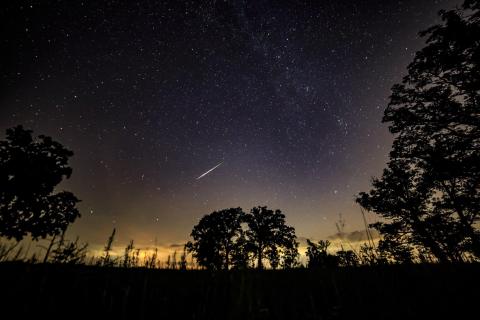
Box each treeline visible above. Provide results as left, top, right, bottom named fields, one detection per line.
left=1, top=0, right=480, bottom=270
left=3, top=221, right=476, bottom=271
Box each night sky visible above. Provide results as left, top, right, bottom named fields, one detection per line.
left=1, top=0, right=461, bottom=252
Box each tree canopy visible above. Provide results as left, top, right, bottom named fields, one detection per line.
left=0, top=125, right=80, bottom=241
left=186, top=206, right=298, bottom=270
left=245, top=206, right=298, bottom=269
left=357, top=0, right=480, bottom=262
left=186, top=207, right=245, bottom=270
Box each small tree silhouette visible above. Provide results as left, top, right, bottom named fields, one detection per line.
left=0, top=125, right=80, bottom=241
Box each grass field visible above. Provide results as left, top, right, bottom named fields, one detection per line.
left=0, top=263, right=478, bottom=319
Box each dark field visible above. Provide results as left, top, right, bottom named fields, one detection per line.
left=0, top=263, right=478, bottom=320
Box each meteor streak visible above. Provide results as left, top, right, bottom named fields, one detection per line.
left=196, top=162, right=223, bottom=180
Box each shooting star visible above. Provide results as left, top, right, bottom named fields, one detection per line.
left=196, top=162, right=223, bottom=180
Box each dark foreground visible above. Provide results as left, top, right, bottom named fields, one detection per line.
left=0, top=263, right=478, bottom=320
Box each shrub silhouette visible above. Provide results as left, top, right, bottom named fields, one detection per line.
left=335, top=250, right=359, bottom=267
left=306, top=240, right=339, bottom=268
left=51, top=231, right=88, bottom=265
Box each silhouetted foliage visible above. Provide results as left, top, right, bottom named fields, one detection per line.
left=229, top=232, right=253, bottom=269
left=179, top=247, right=187, bottom=270
left=245, top=206, right=298, bottom=269
left=100, top=228, right=117, bottom=267
left=357, top=0, right=480, bottom=262
left=0, top=242, right=20, bottom=262
left=123, top=240, right=135, bottom=268
left=358, top=161, right=460, bottom=262
left=376, top=235, right=414, bottom=264
left=186, top=207, right=245, bottom=270
left=145, top=248, right=158, bottom=268
left=335, top=250, right=359, bottom=267
left=171, top=250, right=177, bottom=269
left=306, top=239, right=339, bottom=268
left=0, top=125, right=80, bottom=241
left=51, top=232, right=88, bottom=265
left=166, top=254, right=171, bottom=269
left=358, top=243, right=387, bottom=266
left=186, top=206, right=298, bottom=269
left=281, top=240, right=300, bottom=269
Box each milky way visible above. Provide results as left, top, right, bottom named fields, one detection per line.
left=0, top=0, right=461, bottom=248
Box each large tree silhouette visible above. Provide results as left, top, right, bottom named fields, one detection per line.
left=186, top=206, right=298, bottom=269
left=185, top=207, right=245, bottom=270
left=357, top=0, right=480, bottom=261
left=0, top=126, right=80, bottom=241
left=358, top=160, right=462, bottom=262
left=245, top=206, right=298, bottom=269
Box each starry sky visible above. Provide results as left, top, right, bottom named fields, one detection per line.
left=1, top=0, right=461, bottom=251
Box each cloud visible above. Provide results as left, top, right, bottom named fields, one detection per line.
left=297, top=229, right=380, bottom=246
left=327, top=229, right=381, bottom=243
left=169, top=243, right=186, bottom=248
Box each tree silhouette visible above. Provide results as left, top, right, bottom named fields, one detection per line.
left=358, top=160, right=462, bottom=262
left=0, top=125, right=80, bottom=241
left=357, top=0, right=480, bottom=261
left=186, top=207, right=245, bottom=270
left=245, top=206, right=298, bottom=269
